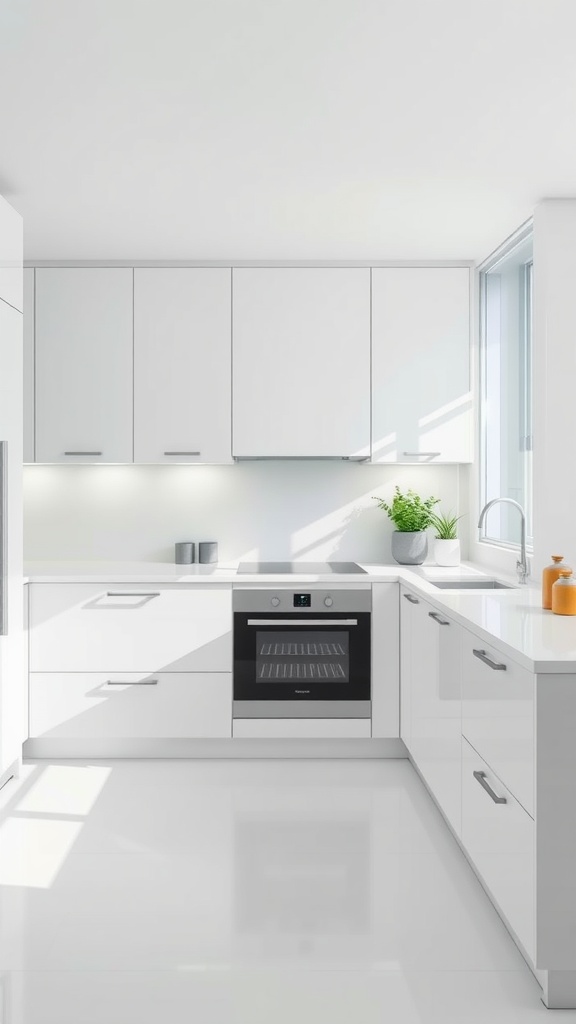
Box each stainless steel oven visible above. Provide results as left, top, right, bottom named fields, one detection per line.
left=233, top=588, right=371, bottom=719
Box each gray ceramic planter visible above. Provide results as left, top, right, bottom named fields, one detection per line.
left=391, top=530, right=428, bottom=565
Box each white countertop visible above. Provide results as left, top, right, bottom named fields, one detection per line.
left=23, top=560, right=576, bottom=673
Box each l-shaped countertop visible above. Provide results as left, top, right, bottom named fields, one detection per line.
left=23, top=561, right=576, bottom=673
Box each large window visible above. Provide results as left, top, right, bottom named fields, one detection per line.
left=479, top=231, right=533, bottom=547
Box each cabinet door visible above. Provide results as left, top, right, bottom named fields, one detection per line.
left=462, top=737, right=534, bottom=960
left=134, top=268, right=232, bottom=464
left=232, top=268, right=370, bottom=457
left=400, top=587, right=420, bottom=746
left=371, top=267, right=472, bottom=463
left=35, top=268, right=133, bottom=463
left=402, top=592, right=462, bottom=835
left=30, top=672, right=233, bottom=739
left=29, top=584, right=232, bottom=673
left=371, top=583, right=399, bottom=737
left=461, top=634, right=534, bottom=817
left=23, top=268, right=35, bottom=462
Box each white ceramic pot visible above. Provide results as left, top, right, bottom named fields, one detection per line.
left=434, top=538, right=460, bottom=567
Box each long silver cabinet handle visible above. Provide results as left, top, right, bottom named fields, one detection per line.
left=164, top=451, right=201, bottom=456
left=106, top=679, right=159, bottom=686
left=106, top=591, right=160, bottom=598
left=429, top=611, right=450, bottom=625
left=403, top=594, right=419, bottom=604
left=402, top=451, right=441, bottom=457
left=64, top=451, right=102, bottom=456
left=247, top=619, right=358, bottom=626
left=473, top=770, right=507, bottom=804
left=472, top=648, right=507, bottom=671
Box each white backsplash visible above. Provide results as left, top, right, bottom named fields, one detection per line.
left=24, top=462, right=467, bottom=564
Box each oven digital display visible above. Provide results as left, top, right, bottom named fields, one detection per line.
left=293, top=593, right=311, bottom=608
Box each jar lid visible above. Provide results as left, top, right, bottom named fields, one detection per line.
left=555, top=570, right=576, bottom=584
left=552, top=555, right=564, bottom=562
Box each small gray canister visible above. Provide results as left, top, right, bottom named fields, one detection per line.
left=175, top=542, right=195, bottom=564
left=199, top=542, right=218, bottom=564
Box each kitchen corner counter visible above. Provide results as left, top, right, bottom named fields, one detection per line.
left=23, top=560, right=576, bottom=672
left=393, top=566, right=576, bottom=674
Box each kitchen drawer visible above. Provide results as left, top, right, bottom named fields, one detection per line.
left=462, top=737, right=534, bottom=960
left=29, top=584, right=232, bottom=672
left=462, top=634, right=534, bottom=816
left=232, top=718, right=371, bottom=739
left=30, top=672, right=232, bottom=739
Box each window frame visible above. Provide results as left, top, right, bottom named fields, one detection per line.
left=478, top=227, right=533, bottom=553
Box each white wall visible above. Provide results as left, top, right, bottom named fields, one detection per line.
left=532, top=200, right=576, bottom=575
left=23, top=462, right=466, bottom=564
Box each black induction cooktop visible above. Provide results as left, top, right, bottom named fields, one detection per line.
left=236, top=561, right=367, bottom=574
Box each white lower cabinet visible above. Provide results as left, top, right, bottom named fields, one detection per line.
left=232, top=719, right=371, bottom=739
left=29, top=584, right=232, bottom=673
left=371, top=582, right=400, bottom=737
left=30, top=672, right=232, bottom=739
left=461, top=736, right=534, bottom=960
left=400, top=588, right=462, bottom=835
left=461, top=637, right=534, bottom=817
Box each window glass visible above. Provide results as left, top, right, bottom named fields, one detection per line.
left=480, top=234, right=533, bottom=546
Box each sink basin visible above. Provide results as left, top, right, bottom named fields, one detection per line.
left=429, top=579, right=516, bottom=590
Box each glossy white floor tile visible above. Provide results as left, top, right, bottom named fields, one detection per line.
left=4, top=969, right=576, bottom=1024
left=0, top=759, right=572, bottom=1022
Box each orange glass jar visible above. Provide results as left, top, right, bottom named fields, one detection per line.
left=542, top=555, right=572, bottom=609
left=551, top=570, right=576, bottom=615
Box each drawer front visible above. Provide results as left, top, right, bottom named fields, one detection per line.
left=29, top=584, right=232, bottom=672
left=232, top=718, right=371, bottom=739
left=30, top=672, right=232, bottom=739
left=461, top=635, right=534, bottom=816
left=462, top=737, right=534, bottom=960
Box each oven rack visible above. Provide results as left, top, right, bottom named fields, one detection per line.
left=258, top=662, right=347, bottom=680
left=258, top=641, right=346, bottom=657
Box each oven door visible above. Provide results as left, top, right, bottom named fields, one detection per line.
left=233, top=611, right=370, bottom=703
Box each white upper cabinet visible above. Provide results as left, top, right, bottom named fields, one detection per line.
left=0, top=194, right=23, bottom=312
left=371, top=267, right=472, bottom=463
left=232, top=268, right=371, bottom=458
left=134, top=268, right=232, bottom=464
left=35, top=268, right=133, bottom=463
left=23, top=268, right=35, bottom=462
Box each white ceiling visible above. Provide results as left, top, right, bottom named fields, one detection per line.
left=1, top=0, right=575, bottom=262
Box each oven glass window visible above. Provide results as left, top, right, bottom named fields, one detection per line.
left=256, top=630, right=350, bottom=682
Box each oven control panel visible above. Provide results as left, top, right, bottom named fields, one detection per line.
left=233, top=588, right=372, bottom=613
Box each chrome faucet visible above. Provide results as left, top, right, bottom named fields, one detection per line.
left=478, top=498, right=529, bottom=584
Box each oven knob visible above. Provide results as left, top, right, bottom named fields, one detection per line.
left=324, top=596, right=333, bottom=607
left=271, top=596, right=281, bottom=607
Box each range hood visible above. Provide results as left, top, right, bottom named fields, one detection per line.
left=233, top=455, right=369, bottom=461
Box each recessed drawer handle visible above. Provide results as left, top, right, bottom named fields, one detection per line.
left=403, top=594, right=419, bottom=604
left=105, top=591, right=161, bottom=598
left=64, top=451, right=102, bottom=456
left=106, top=679, right=159, bottom=686
left=402, top=451, right=441, bottom=457
left=164, top=451, right=201, bottom=456
left=473, top=770, right=507, bottom=804
left=472, top=648, right=507, bottom=671
left=429, top=611, right=450, bottom=625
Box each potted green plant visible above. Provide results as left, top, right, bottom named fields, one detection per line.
left=373, top=486, right=439, bottom=564
left=429, top=510, right=463, bottom=567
